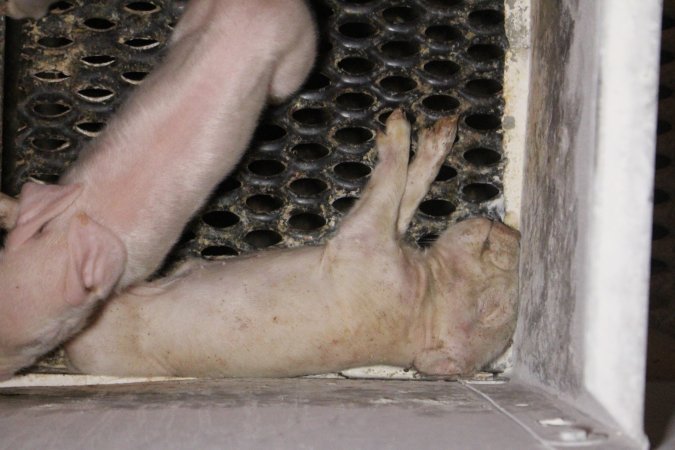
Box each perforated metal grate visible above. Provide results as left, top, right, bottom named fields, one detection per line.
left=1, top=0, right=507, bottom=373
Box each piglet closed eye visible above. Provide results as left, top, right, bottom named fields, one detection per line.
left=0, top=0, right=317, bottom=379
left=66, top=111, right=520, bottom=379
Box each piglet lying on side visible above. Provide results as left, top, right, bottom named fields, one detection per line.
left=66, top=111, right=520, bottom=378
left=0, top=0, right=316, bottom=379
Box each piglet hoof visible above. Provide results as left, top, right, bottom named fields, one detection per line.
left=413, top=218, right=520, bottom=377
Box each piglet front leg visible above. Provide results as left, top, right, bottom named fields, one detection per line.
left=2, top=0, right=53, bottom=19
left=66, top=111, right=520, bottom=379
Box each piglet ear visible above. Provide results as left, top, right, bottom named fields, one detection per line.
left=65, top=213, right=127, bottom=306
left=5, top=183, right=83, bottom=250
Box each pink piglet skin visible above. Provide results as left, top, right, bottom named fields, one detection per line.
left=0, top=0, right=317, bottom=379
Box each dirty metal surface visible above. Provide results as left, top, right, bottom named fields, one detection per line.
left=0, top=378, right=638, bottom=449
left=648, top=1, right=675, bottom=381
left=1, top=0, right=507, bottom=373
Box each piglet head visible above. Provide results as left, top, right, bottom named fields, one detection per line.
left=415, top=218, right=520, bottom=377
left=0, top=182, right=126, bottom=379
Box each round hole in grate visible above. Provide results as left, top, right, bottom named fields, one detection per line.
left=655, top=153, right=671, bottom=170
left=423, top=60, right=461, bottom=77
left=654, top=188, right=670, bottom=205
left=380, top=75, right=417, bottom=93
left=125, top=1, right=160, bottom=13
left=289, top=213, right=326, bottom=231
left=177, top=229, right=196, bottom=245
left=203, top=211, right=240, bottom=228
left=659, top=84, right=673, bottom=100
left=417, top=233, right=440, bottom=248
left=657, top=120, right=672, bottom=135
left=422, top=94, right=460, bottom=112
left=201, top=246, right=238, bottom=259
left=290, top=178, right=328, bottom=196
left=291, top=143, right=330, bottom=161
left=338, top=22, right=377, bottom=39
left=124, top=37, right=161, bottom=50
left=75, top=121, right=106, bottom=137
left=33, top=102, right=71, bottom=118
left=26, top=172, right=60, bottom=184
left=334, top=126, right=373, bottom=145
left=30, top=137, right=70, bottom=152
left=463, top=183, right=500, bottom=202
left=466, top=79, right=502, bottom=96
left=435, top=165, right=457, bottom=181
left=248, top=160, right=285, bottom=176
left=292, top=108, right=330, bottom=127
left=336, top=92, right=375, bottom=110
left=33, top=71, right=70, bottom=82
left=420, top=199, right=456, bottom=217
left=215, top=176, right=241, bottom=195
left=77, top=87, right=115, bottom=103
left=382, top=6, right=418, bottom=24
left=468, top=44, right=505, bottom=61
left=381, top=40, right=419, bottom=59
left=80, top=55, right=116, bottom=67
left=651, top=259, right=668, bottom=274
left=426, top=0, right=462, bottom=7
left=303, top=72, right=330, bottom=90
left=468, top=10, right=505, bottom=29
left=378, top=110, right=394, bottom=124
left=38, top=36, right=73, bottom=48
left=332, top=196, right=358, bottom=213
left=246, top=194, right=283, bottom=213
left=466, top=113, right=501, bottom=131
left=81, top=55, right=116, bottom=66
left=464, top=147, right=501, bottom=166
left=338, top=57, right=374, bottom=75
left=245, top=230, right=282, bottom=249
left=254, top=124, right=286, bottom=142
left=122, top=71, right=149, bottom=84
left=334, top=162, right=372, bottom=180
left=425, top=25, right=462, bottom=43
left=661, top=50, right=674, bottom=65
left=50, top=1, right=74, bottom=13
left=652, top=224, right=669, bottom=240
left=83, top=18, right=116, bottom=31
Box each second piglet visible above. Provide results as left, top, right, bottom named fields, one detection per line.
left=0, top=0, right=316, bottom=379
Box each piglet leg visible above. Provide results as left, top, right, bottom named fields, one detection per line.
left=2, top=0, right=52, bottom=19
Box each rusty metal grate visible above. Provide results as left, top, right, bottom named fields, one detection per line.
left=1, top=0, right=507, bottom=373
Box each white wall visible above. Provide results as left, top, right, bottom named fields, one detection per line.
left=512, top=0, right=661, bottom=445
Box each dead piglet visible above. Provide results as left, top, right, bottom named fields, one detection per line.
left=0, top=0, right=316, bottom=379
left=66, top=111, right=520, bottom=379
